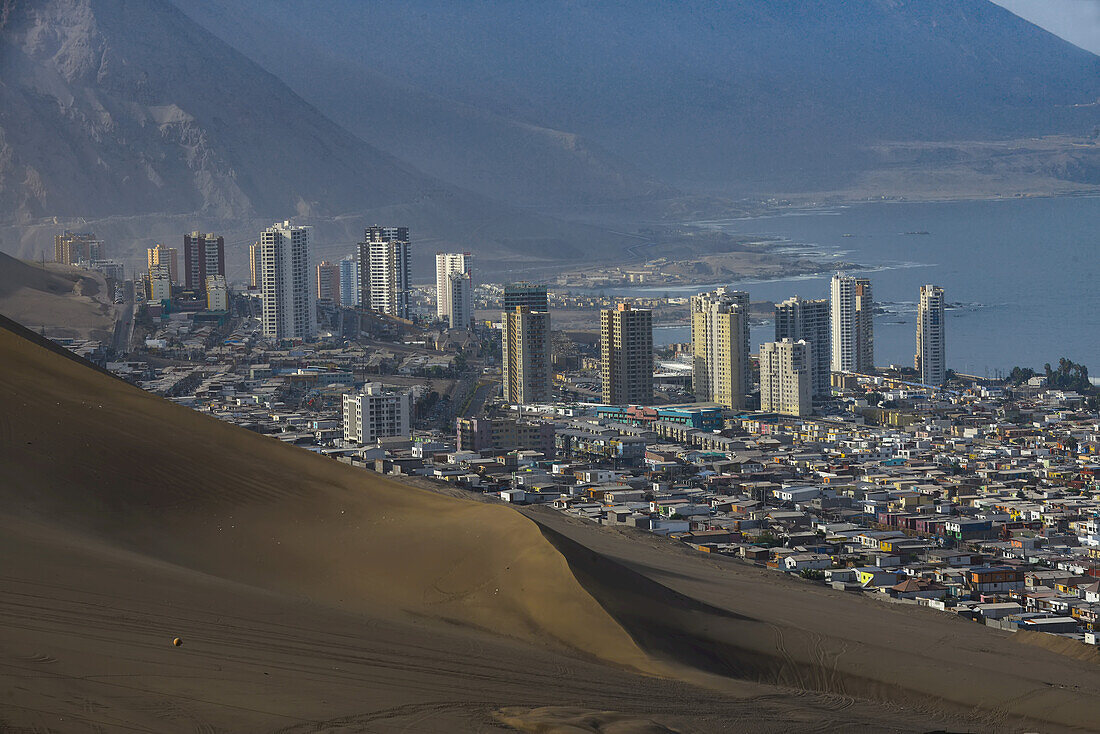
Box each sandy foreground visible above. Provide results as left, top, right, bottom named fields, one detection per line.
left=1, top=315, right=1099, bottom=733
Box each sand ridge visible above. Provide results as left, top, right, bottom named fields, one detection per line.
left=2, top=315, right=1100, bottom=732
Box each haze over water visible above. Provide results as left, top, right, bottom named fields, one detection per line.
left=626, top=196, right=1100, bottom=376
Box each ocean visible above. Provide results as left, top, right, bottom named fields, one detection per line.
left=595, top=196, right=1100, bottom=376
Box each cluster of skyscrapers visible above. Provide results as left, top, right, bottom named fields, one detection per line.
left=498, top=283, right=656, bottom=408
left=139, top=233, right=228, bottom=312
left=693, top=273, right=946, bottom=417
left=248, top=223, right=419, bottom=342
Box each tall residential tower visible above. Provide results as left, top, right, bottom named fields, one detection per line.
left=760, top=339, right=813, bottom=417
left=916, top=284, right=946, bottom=386
left=830, top=273, right=874, bottom=374
left=357, top=226, right=411, bottom=318
left=502, top=306, right=553, bottom=404
left=259, top=221, right=315, bottom=341
left=435, top=253, right=474, bottom=323
left=183, top=232, right=225, bottom=293
left=146, top=244, right=179, bottom=285
left=601, top=303, right=653, bottom=406
left=690, top=287, right=750, bottom=410
left=775, top=296, right=830, bottom=397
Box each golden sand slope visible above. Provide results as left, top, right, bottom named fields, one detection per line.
left=0, top=316, right=649, bottom=672
left=3, top=316, right=1100, bottom=733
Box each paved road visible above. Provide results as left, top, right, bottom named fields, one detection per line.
left=460, top=380, right=497, bottom=418
left=110, top=280, right=135, bottom=358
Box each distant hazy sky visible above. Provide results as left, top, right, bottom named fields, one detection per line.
left=992, top=0, right=1100, bottom=54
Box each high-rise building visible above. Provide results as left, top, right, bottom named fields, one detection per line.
left=342, top=383, right=412, bottom=444
left=316, top=261, right=340, bottom=303
left=356, top=226, right=411, bottom=318
left=147, top=264, right=172, bottom=303
left=249, top=242, right=262, bottom=289
left=259, top=221, right=315, bottom=341
left=760, top=339, right=813, bottom=417
left=690, top=287, right=750, bottom=409
left=775, top=296, right=830, bottom=397
left=502, top=306, right=553, bottom=404
left=916, top=284, right=946, bottom=386
left=206, top=275, right=229, bottom=312
left=183, top=232, right=225, bottom=292
left=444, top=271, right=474, bottom=330
left=601, top=303, right=653, bottom=406
left=146, top=244, right=179, bottom=284
left=503, top=282, right=549, bottom=311
left=338, top=256, right=359, bottom=307
left=830, top=273, right=874, bottom=374
left=54, top=231, right=103, bottom=265
left=436, top=252, right=474, bottom=321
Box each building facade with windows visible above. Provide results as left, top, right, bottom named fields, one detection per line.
left=775, top=296, right=830, bottom=397
left=183, top=232, right=225, bottom=292
left=690, top=287, right=750, bottom=409
left=916, top=284, right=946, bottom=386
left=357, top=226, right=411, bottom=318
left=260, top=221, right=315, bottom=341
left=601, top=302, right=653, bottom=406
left=502, top=306, right=553, bottom=404
left=830, top=273, right=874, bottom=374
left=343, top=383, right=412, bottom=444
left=760, top=338, right=813, bottom=417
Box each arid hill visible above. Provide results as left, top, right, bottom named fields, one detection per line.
left=3, top=316, right=1100, bottom=732
left=0, top=251, right=116, bottom=340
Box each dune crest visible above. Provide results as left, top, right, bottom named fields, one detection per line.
left=0, top=317, right=652, bottom=674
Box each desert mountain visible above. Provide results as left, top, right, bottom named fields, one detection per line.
left=0, top=0, right=636, bottom=274
left=170, top=0, right=679, bottom=212
left=4, top=313, right=1100, bottom=730
left=178, top=0, right=1100, bottom=196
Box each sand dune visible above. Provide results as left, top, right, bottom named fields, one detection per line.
left=2, top=315, right=1100, bottom=733
left=0, top=252, right=116, bottom=340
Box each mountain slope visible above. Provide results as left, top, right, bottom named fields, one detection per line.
left=192, top=0, right=1100, bottom=194
left=174, top=0, right=678, bottom=211
left=0, top=0, right=639, bottom=274
left=0, top=0, right=435, bottom=221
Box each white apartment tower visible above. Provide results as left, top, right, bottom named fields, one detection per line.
left=502, top=306, right=553, bottom=404
left=690, top=287, right=750, bottom=409
left=760, top=339, right=813, bottom=417
left=444, top=271, right=474, bottom=330
left=260, top=221, right=315, bottom=341
left=205, top=274, right=229, bottom=312
left=357, top=226, right=411, bottom=318
left=148, top=264, right=172, bottom=303
left=775, top=296, right=830, bottom=397
left=916, top=284, right=946, bottom=386
left=435, top=252, right=474, bottom=322
left=342, top=383, right=412, bottom=444
left=830, top=273, right=874, bottom=374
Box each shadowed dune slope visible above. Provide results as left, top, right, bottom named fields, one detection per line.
left=3, top=315, right=1100, bottom=732
left=0, top=316, right=648, bottom=671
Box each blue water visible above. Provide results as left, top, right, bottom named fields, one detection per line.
left=599, top=197, right=1100, bottom=376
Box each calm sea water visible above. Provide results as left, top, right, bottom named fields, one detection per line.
left=599, top=196, right=1100, bottom=376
